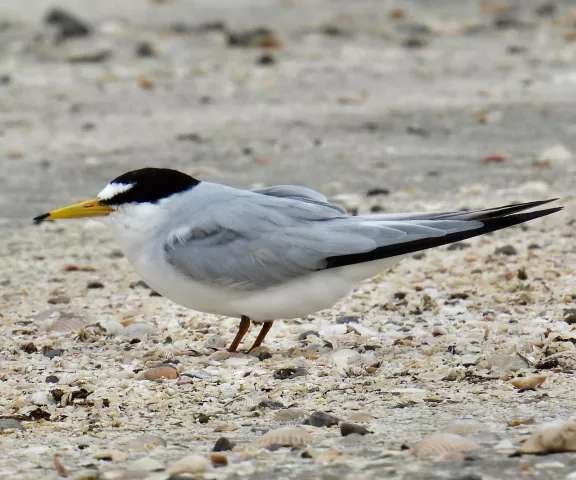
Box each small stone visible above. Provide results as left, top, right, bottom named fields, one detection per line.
left=93, top=450, right=127, bottom=462
left=258, top=400, right=284, bottom=410
left=44, top=8, right=91, bottom=41
left=447, top=242, right=471, bottom=251
left=257, top=53, right=275, bottom=65
left=335, top=315, right=360, bottom=324
left=304, top=411, right=341, bottom=428
left=140, top=366, right=179, bottom=381
left=168, top=455, right=210, bottom=474
left=340, top=422, right=369, bottom=436
left=258, top=351, right=272, bottom=361
left=495, top=244, right=517, bottom=256
left=563, top=309, right=576, bottom=324
left=130, top=280, right=150, bottom=289
left=86, top=281, right=104, bottom=289
left=402, top=36, right=428, bottom=48
left=0, top=419, right=24, bottom=431
left=406, top=124, right=429, bottom=136
left=45, top=375, right=59, bottom=383
left=273, top=368, right=307, bottom=380
left=44, top=349, right=62, bottom=359
left=535, top=2, right=556, bottom=17
left=297, top=330, right=320, bottom=341
left=366, top=187, right=390, bottom=196
left=131, top=457, right=164, bottom=472
left=48, top=295, right=70, bottom=305
left=210, top=452, right=228, bottom=466
left=213, top=437, right=234, bottom=452
left=517, top=268, right=528, bottom=280
left=135, top=41, right=157, bottom=57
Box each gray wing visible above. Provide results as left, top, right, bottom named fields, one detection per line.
left=163, top=184, right=481, bottom=290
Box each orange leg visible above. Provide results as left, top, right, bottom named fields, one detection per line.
left=248, top=321, right=273, bottom=352
left=228, top=316, right=251, bottom=352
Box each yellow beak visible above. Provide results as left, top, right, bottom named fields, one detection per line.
left=34, top=199, right=114, bottom=224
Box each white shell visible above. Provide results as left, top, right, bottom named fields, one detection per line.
left=102, top=320, right=125, bottom=336
left=30, top=391, right=54, bottom=406
left=127, top=434, right=167, bottom=452
left=130, top=457, right=164, bottom=472
left=273, top=408, right=308, bottom=422
left=254, top=426, right=312, bottom=448
left=123, top=323, right=155, bottom=340
left=521, top=422, right=576, bottom=453
left=47, top=313, right=90, bottom=333
left=168, top=455, right=210, bottom=474
left=413, top=433, right=479, bottom=456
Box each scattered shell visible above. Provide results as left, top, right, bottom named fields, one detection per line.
left=46, top=313, right=89, bottom=333
left=210, top=453, right=228, bottom=466
left=214, top=424, right=240, bottom=432
left=168, top=455, right=210, bottom=474
left=412, top=433, right=479, bottom=456
left=510, top=375, right=547, bottom=390
left=130, top=457, right=165, bottom=472
left=347, top=412, right=374, bottom=423
left=102, top=320, right=125, bottom=336
left=30, top=391, right=54, bottom=406
left=274, top=408, right=307, bottom=422
left=140, top=366, right=179, bottom=381
left=209, top=350, right=231, bottom=361
left=330, top=349, right=362, bottom=371
left=123, top=323, right=155, bottom=340
left=93, top=450, right=127, bottom=462
left=254, top=426, right=312, bottom=448
left=442, top=420, right=486, bottom=435
left=205, top=335, right=226, bottom=349
left=521, top=422, right=576, bottom=454
left=127, top=434, right=167, bottom=452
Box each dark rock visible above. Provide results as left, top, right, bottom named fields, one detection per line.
left=22, top=342, right=38, bottom=354
left=258, top=400, right=284, bottom=410
left=412, top=253, right=425, bottom=260
left=507, top=45, right=528, bottom=55
left=273, top=368, right=307, bottom=380
left=340, top=422, right=369, bottom=436
left=407, top=124, right=429, bottom=136
left=45, top=375, right=59, bottom=384
left=535, top=2, right=556, bottom=17
left=495, top=244, right=517, bottom=256
left=44, top=8, right=91, bottom=41
left=197, top=413, right=210, bottom=424
left=108, top=249, right=124, bottom=258
left=175, top=133, right=204, bottom=142
left=50, top=389, right=64, bottom=402
left=336, top=315, right=359, bottom=324
left=297, top=330, right=320, bottom=341
left=149, top=290, right=162, bottom=297
left=564, top=309, right=576, bottom=325
left=450, top=475, right=483, bottom=480
left=303, top=411, right=341, bottom=428
left=44, top=349, right=62, bottom=359
left=257, top=54, right=275, bottom=66
left=447, top=242, right=471, bottom=251
left=0, top=74, right=11, bottom=85
left=266, top=443, right=282, bottom=451
left=402, top=37, right=428, bottom=49
left=528, top=243, right=541, bottom=249
left=394, top=292, right=407, bottom=300
left=227, top=27, right=274, bottom=47
left=213, top=437, right=234, bottom=452
left=48, top=295, right=70, bottom=304
left=87, top=281, right=104, bottom=289
left=130, top=280, right=150, bottom=289
left=493, top=13, right=527, bottom=30
left=81, top=122, right=96, bottom=131
left=321, top=25, right=350, bottom=37
left=366, top=187, right=390, bottom=196
left=257, top=351, right=272, bottom=361
left=67, top=50, right=111, bottom=63
left=135, top=41, right=156, bottom=58
left=517, top=267, right=528, bottom=280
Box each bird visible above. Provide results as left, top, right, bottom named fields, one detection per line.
left=34, top=167, right=562, bottom=352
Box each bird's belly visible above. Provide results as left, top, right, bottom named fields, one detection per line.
left=127, top=245, right=403, bottom=321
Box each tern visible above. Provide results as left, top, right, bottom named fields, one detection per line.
left=34, top=168, right=561, bottom=352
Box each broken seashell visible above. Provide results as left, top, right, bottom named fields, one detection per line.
left=127, top=434, right=167, bottom=452
left=254, top=426, right=312, bottom=448
left=521, top=422, right=576, bottom=454
left=412, top=433, right=479, bottom=456
left=140, top=366, right=179, bottom=381
left=509, top=375, right=547, bottom=390
left=442, top=419, right=485, bottom=435
left=47, top=312, right=90, bottom=333
left=214, top=424, right=240, bottom=432
left=130, top=457, right=165, bottom=472
left=123, top=323, right=155, bottom=340
left=273, top=408, right=307, bottom=422
left=168, top=455, right=210, bottom=474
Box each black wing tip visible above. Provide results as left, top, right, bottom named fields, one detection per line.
left=33, top=213, right=50, bottom=225
left=325, top=205, right=563, bottom=269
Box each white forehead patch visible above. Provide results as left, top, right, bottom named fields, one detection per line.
left=97, top=182, right=134, bottom=201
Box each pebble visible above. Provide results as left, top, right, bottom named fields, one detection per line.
left=135, top=42, right=157, bottom=58
left=304, top=411, right=341, bottom=428
left=86, top=281, right=104, bottom=289
left=130, top=457, right=164, bottom=472
left=48, top=295, right=71, bottom=305
left=123, top=323, right=155, bottom=340
left=509, top=375, right=547, bottom=391
left=273, top=367, right=307, bottom=380
left=522, top=422, right=576, bottom=454
left=340, top=423, right=369, bottom=436
left=45, top=375, right=59, bottom=383
left=257, top=53, right=275, bottom=65
left=494, top=244, right=517, bottom=256
left=213, top=437, right=234, bottom=452
left=140, top=366, right=179, bottom=381
left=44, top=349, right=62, bottom=359
left=0, top=419, right=24, bottom=431
left=44, top=8, right=91, bottom=41
left=274, top=408, right=307, bottom=422
left=168, top=455, right=210, bottom=474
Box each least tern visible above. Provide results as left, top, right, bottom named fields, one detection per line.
left=34, top=168, right=562, bottom=351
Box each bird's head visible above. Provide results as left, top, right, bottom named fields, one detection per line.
left=34, top=168, right=200, bottom=225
